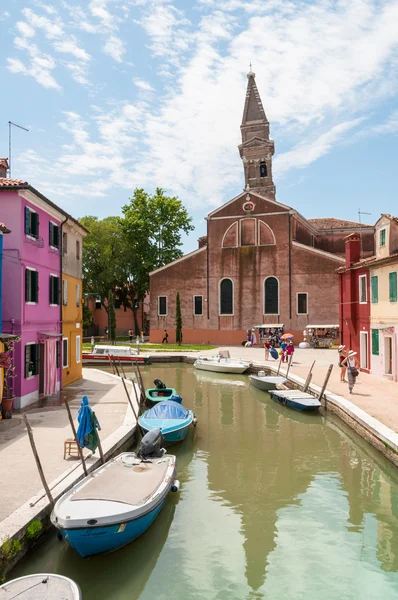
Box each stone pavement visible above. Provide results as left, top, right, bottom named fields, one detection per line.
left=0, top=369, right=132, bottom=522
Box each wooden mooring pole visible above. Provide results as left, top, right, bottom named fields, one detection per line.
left=286, top=353, right=293, bottom=378
left=23, top=413, right=54, bottom=508
left=276, top=354, right=283, bottom=376
left=318, top=364, right=333, bottom=408
left=64, top=401, right=88, bottom=476
left=303, top=360, right=316, bottom=392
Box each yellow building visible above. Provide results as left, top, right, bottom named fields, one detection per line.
left=62, top=218, right=88, bottom=387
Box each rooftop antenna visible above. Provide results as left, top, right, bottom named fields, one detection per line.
left=8, top=121, right=29, bottom=179
left=358, top=208, right=371, bottom=257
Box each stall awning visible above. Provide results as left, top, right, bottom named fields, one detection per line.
left=307, top=325, right=339, bottom=329
left=253, top=324, right=284, bottom=328
left=0, top=333, right=20, bottom=340
left=38, top=331, right=62, bottom=337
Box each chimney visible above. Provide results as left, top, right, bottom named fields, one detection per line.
left=344, top=232, right=361, bottom=267
left=0, top=158, right=9, bottom=178
left=198, top=235, right=207, bottom=249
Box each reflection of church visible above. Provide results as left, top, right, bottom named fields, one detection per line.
left=150, top=71, right=374, bottom=344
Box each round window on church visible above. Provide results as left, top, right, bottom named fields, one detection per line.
left=243, top=201, right=255, bottom=213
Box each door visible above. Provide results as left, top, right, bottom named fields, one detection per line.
left=360, top=332, right=368, bottom=369
left=39, top=343, right=45, bottom=396
left=385, top=337, right=393, bottom=375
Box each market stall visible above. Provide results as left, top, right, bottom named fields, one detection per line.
left=253, top=324, right=285, bottom=343
left=304, top=325, right=339, bottom=349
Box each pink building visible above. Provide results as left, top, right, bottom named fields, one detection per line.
left=0, top=163, right=68, bottom=408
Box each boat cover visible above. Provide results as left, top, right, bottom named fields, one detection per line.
left=144, top=401, right=189, bottom=419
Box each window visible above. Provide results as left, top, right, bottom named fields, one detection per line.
left=389, top=272, right=397, bottom=302
left=63, top=338, right=68, bottom=368
left=158, top=296, right=167, bottom=316
left=380, top=229, right=386, bottom=247
left=49, top=222, right=60, bottom=248
left=297, top=292, right=308, bottom=315
left=264, top=277, right=279, bottom=314
left=25, top=343, right=39, bottom=378
left=76, top=283, right=80, bottom=307
left=241, top=219, right=256, bottom=246
left=24, top=207, right=39, bottom=238
left=50, top=275, right=60, bottom=305
left=359, top=275, right=367, bottom=303
left=260, top=162, right=267, bottom=178
left=372, top=329, right=379, bottom=356
left=76, top=336, right=81, bottom=363
left=95, top=296, right=101, bottom=309
left=76, top=240, right=80, bottom=260
left=114, top=297, right=121, bottom=309
left=371, top=276, right=378, bottom=303
left=25, top=268, right=39, bottom=303
left=193, top=295, right=203, bottom=316
left=62, top=279, right=68, bottom=306
left=62, top=232, right=68, bottom=254
left=219, top=279, right=233, bottom=315
left=310, top=234, right=315, bottom=247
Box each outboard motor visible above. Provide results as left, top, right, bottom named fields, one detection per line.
left=137, top=428, right=165, bottom=458
left=154, top=379, right=166, bottom=389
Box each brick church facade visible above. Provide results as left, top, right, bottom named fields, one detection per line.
left=149, top=71, right=374, bottom=344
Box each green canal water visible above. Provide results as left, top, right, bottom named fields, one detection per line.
left=10, top=364, right=398, bottom=599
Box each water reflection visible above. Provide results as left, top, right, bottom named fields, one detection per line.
left=11, top=364, right=398, bottom=599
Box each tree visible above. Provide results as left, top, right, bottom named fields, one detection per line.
left=122, top=188, right=194, bottom=334
left=175, top=291, right=182, bottom=345
left=79, top=216, right=130, bottom=342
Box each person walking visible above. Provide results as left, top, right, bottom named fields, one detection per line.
left=286, top=340, right=295, bottom=363
left=338, top=345, right=347, bottom=382
left=264, top=339, right=271, bottom=360
left=341, top=350, right=359, bottom=394
left=280, top=340, right=288, bottom=362
left=162, top=329, right=169, bottom=344
left=128, top=329, right=134, bottom=343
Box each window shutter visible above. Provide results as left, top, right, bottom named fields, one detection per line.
left=56, top=341, right=60, bottom=368
left=76, top=283, right=80, bottom=307
left=389, top=272, right=397, bottom=302
left=50, top=276, right=54, bottom=304
left=56, top=277, right=60, bottom=304
left=25, top=269, right=30, bottom=302
left=34, top=344, right=40, bottom=376
left=63, top=279, right=68, bottom=306
left=372, top=329, right=379, bottom=356
left=49, top=222, right=53, bottom=246
left=31, top=212, right=39, bottom=238
left=34, top=271, right=39, bottom=303
left=25, top=345, right=30, bottom=378
left=371, top=276, right=378, bottom=303
left=24, top=207, right=30, bottom=234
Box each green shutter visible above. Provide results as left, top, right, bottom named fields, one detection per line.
left=54, top=225, right=60, bottom=248
left=372, top=329, right=379, bottom=356
left=371, top=276, right=378, bottom=303
left=31, top=212, right=39, bottom=238
left=49, top=222, right=53, bottom=246
left=389, top=272, right=397, bottom=303
left=50, top=275, right=53, bottom=304
left=56, top=341, right=60, bottom=368
left=24, top=207, right=30, bottom=235
left=55, top=277, right=60, bottom=305
left=380, top=229, right=386, bottom=246
left=25, top=269, right=30, bottom=302
left=34, top=344, right=40, bottom=376
left=25, top=345, right=30, bottom=378
left=34, top=271, right=39, bottom=303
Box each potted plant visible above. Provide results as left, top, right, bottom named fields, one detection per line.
left=0, top=336, right=20, bottom=419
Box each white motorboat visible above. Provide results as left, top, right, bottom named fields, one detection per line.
left=249, top=371, right=287, bottom=391
left=0, top=574, right=81, bottom=599
left=51, top=429, right=177, bottom=557
left=194, top=352, right=250, bottom=374
left=82, top=345, right=151, bottom=365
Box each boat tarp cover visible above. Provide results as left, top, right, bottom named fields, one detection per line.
left=145, top=401, right=189, bottom=419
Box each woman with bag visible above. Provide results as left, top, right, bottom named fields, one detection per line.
left=341, top=350, right=360, bottom=394
left=338, top=345, right=348, bottom=382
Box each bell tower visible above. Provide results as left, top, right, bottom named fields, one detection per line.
left=238, top=71, right=275, bottom=199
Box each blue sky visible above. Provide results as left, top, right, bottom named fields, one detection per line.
left=1, top=0, right=398, bottom=254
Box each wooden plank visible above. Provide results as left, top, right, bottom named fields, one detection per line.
left=23, top=414, right=54, bottom=508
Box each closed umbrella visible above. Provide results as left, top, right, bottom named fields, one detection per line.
left=76, top=395, right=101, bottom=452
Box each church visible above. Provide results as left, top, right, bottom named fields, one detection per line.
left=149, top=71, right=374, bottom=344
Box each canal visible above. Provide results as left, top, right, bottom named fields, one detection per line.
left=10, top=364, right=398, bottom=599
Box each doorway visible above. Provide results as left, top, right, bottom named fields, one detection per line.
left=385, top=337, right=393, bottom=375
left=360, top=332, right=368, bottom=369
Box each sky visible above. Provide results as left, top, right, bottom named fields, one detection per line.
left=1, top=0, right=398, bottom=254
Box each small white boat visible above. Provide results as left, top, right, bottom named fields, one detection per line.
left=0, top=574, right=81, bottom=599
left=249, top=371, right=287, bottom=391
left=82, top=345, right=151, bottom=365
left=194, top=353, right=250, bottom=374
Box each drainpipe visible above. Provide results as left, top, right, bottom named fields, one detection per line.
left=288, top=212, right=292, bottom=321
left=60, top=216, right=68, bottom=388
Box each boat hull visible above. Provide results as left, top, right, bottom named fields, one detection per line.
left=269, top=391, right=320, bottom=412
left=145, top=388, right=182, bottom=408
left=249, top=375, right=287, bottom=391
left=82, top=355, right=151, bottom=365
left=194, top=361, right=249, bottom=374
left=0, top=574, right=82, bottom=599
left=59, top=500, right=166, bottom=558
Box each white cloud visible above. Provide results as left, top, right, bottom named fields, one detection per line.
left=16, top=21, right=36, bottom=37
left=103, top=35, right=126, bottom=62
left=368, top=111, right=398, bottom=135
left=8, top=39, right=60, bottom=89
left=53, top=39, right=91, bottom=62
left=133, top=78, right=154, bottom=91
left=137, top=3, right=191, bottom=61
left=89, top=0, right=118, bottom=29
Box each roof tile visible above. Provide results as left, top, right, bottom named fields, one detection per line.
left=0, top=177, right=28, bottom=187
left=309, top=217, right=373, bottom=230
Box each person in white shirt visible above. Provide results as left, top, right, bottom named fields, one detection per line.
left=341, top=350, right=360, bottom=394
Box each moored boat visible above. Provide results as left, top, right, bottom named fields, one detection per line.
left=145, top=379, right=182, bottom=408
left=249, top=371, right=287, bottom=391
left=269, top=389, right=321, bottom=412
left=139, top=401, right=196, bottom=445
left=82, top=345, right=151, bottom=365
left=194, top=357, right=250, bottom=374
left=51, top=429, right=178, bottom=557
left=0, top=574, right=81, bottom=599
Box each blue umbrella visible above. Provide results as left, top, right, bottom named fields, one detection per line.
left=76, top=396, right=101, bottom=452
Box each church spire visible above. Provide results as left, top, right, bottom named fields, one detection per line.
left=239, top=71, right=275, bottom=199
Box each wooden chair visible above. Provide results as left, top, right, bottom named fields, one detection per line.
left=63, top=438, right=79, bottom=460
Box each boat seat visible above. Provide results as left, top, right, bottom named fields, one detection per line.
left=71, top=460, right=169, bottom=506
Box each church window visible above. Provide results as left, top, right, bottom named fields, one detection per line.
left=258, top=220, right=276, bottom=245
left=260, top=162, right=267, bottom=178
left=264, top=277, right=279, bottom=314
left=219, top=279, right=233, bottom=315
left=297, top=293, right=308, bottom=315
left=193, top=295, right=203, bottom=316
left=241, top=219, right=256, bottom=246
left=158, top=296, right=167, bottom=316
left=222, top=222, right=238, bottom=248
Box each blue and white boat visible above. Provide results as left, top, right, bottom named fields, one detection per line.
left=0, top=574, right=81, bottom=599
left=269, top=389, right=321, bottom=412
left=139, top=401, right=196, bottom=445
left=51, top=430, right=178, bottom=558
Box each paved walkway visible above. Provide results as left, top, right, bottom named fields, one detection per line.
left=0, top=369, right=131, bottom=522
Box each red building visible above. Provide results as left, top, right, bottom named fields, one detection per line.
left=149, top=72, right=374, bottom=345
left=337, top=233, right=371, bottom=371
